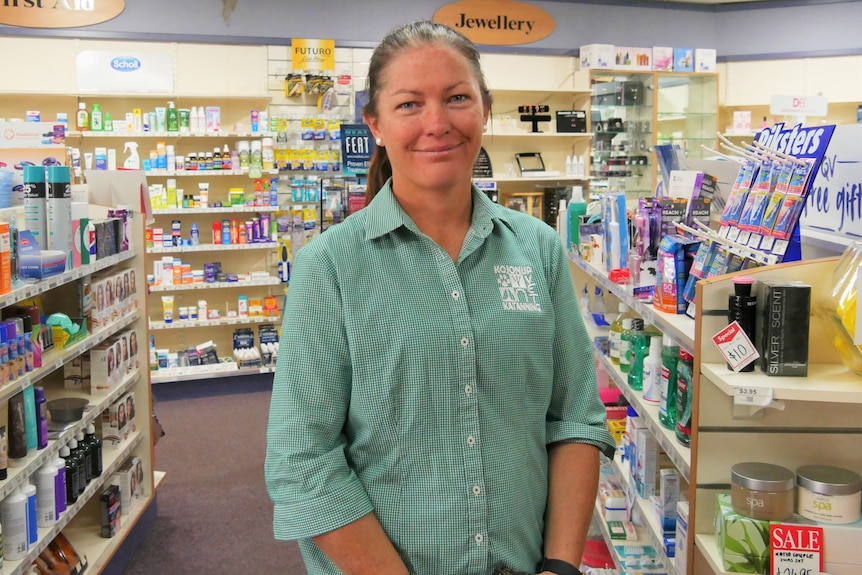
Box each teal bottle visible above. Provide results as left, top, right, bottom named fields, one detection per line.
left=626, top=320, right=649, bottom=391
left=620, top=318, right=644, bottom=376
left=658, top=335, right=680, bottom=430
left=675, top=349, right=695, bottom=447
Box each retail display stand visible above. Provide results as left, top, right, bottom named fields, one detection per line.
left=571, top=253, right=862, bottom=575
left=0, top=171, right=160, bottom=575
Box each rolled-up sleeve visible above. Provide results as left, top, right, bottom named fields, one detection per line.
left=264, top=244, right=374, bottom=540
left=545, top=239, right=616, bottom=459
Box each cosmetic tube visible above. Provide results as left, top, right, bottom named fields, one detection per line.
left=161, top=296, right=174, bottom=324
left=155, top=107, right=166, bottom=132
left=8, top=391, right=27, bottom=463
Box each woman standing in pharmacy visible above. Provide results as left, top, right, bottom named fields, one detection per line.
left=265, top=20, right=614, bottom=575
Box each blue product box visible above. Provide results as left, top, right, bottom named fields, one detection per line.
left=673, top=48, right=694, bottom=72
left=18, top=230, right=67, bottom=280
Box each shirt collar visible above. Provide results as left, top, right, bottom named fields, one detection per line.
left=364, top=179, right=515, bottom=241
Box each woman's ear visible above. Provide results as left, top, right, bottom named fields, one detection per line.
left=363, top=111, right=380, bottom=143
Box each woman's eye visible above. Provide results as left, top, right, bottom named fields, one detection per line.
left=398, top=102, right=417, bottom=110
left=450, top=94, right=468, bottom=103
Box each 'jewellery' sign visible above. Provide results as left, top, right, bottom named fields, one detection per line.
left=0, top=0, right=125, bottom=28
left=433, top=0, right=555, bottom=45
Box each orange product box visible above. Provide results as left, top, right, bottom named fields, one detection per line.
left=0, top=223, right=10, bottom=295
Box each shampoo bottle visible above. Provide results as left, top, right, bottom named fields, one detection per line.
left=21, top=483, right=37, bottom=547
left=35, top=464, right=58, bottom=527
left=728, top=276, right=757, bottom=372
left=74, top=431, right=93, bottom=485
left=60, top=445, right=79, bottom=504
left=84, top=424, right=103, bottom=478
left=2, top=488, right=29, bottom=560
left=90, top=103, right=103, bottom=131
left=8, top=390, right=27, bottom=463
left=50, top=452, right=67, bottom=516
left=642, top=336, right=663, bottom=404
left=22, top=384, right=37, bottom=452
left=658, top=335, right=680, bottom=430
left=166, top=101, right=179, bottom=132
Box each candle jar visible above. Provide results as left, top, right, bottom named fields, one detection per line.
left=796, top=465, right=862, bottom=524
left=731, top=462, right=795, bottom=521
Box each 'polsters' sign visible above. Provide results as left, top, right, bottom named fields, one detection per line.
left=433, top=0, right=555, bottom=45
left=0, top=0, right=125, bottom=29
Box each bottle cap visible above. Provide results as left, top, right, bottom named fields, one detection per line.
left=649, top=337, right=663, bottom=355
left=69, top=439, right=78, bottom=449
left=60, top=446, right=70, bottom=457
left=733, top=275, right=755, bottom=297
left=86, top=424, right=96, bottom=435
left=75, top=431, right=84, bottom=441
left=33, top=387, right=45, bottom=402
left=630, top=318, right=644, bottom=331
left=618, top=302, right=629, bottom=313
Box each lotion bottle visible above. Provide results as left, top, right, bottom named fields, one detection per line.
left=642, top=336, right=663, bottom=404
left=21, top=483, right=37, bottom=547
left=50, top=452, right=67, bottom=516
left=2, top=488, right=29, bottom=560
left=35, top=464, right=58, bottom=527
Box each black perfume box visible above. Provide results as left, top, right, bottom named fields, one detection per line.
left=756, top=281, right=811, bottom=376
left=556, top=110, right=587, bottom=133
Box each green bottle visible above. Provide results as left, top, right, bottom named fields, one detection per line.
left=659, top=335, right=680, bottom=429
left=166, top=101, right=179, bottom=132
left=90, top=103, right=103, bottom=131
left=675, top=349, right=695, bottom=447
left=609, top=303, right=635, bottom=365
left=618, top=317, right=638, bottom=374
left=626, top=320, right=649, bottom=391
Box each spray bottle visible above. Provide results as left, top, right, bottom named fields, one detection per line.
left=124, top=142, right=140, bottom=169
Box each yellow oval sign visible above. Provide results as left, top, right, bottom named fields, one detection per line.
left=433, top=0, right=555, bottom=46
left=0, top=0, right=125, bottom=29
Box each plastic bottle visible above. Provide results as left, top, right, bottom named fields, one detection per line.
left=675, top=349, right=695, bottom=447
left=565, top=155, right=573, bottom=177
left=166, top=101, right=179, bottom=132
left=591, top=286, right=611, bottom=328
left=75, top=431, right=93, bottom=485
left=104, top=110, right=113, bottom=132
left=728, top=276, right=757, bottom=372
left=84, top=424, right=103, bottom=479
left=609, top=303, right=635, bottom=365
left=567, top=186, right=587, bottom=255
left=2, top=489, right=29, bottom=560
left=642, top=336, right=663, bottom=404
left=618, top=317, right=639, bottom=374
left=90, top=103, right=103, bottom=131
left=190, top=223, right=200, bottom=246
left=124, top=142, right=140, bottom=169
left=658, top=335, right=681, bottom=430
left=578, top=285, right=591, bottom=321
left=60, top=445, right=79, bottom=504
left=34, top=386, right=47, bottom=450
left=49, top=452, right=67, bottom=517
left=76, top=103, right=89, bottom=131
left=626, top=320, right=649, bottom=391
left=35, top=463, right=58, bottom=527
left=21, top=483, right=37, bottom=547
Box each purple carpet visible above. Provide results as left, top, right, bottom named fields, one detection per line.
left=122, top=375, right=307, bottom=574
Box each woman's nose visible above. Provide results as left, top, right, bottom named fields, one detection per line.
left=422, top=102, right=451, bottom=136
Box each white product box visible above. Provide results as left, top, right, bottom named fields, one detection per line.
left=90, top=340, right=117, bottom=395
left=613, top=46, right=652, bottom=71
left=695, top=48, right=717, bottom=72
left=102, top=391, right=130, bottom=444
left=601, top=488, right=628, bottom=522
left=660, top=468, right=680, bottom=532
left=635, top=424, right=659, bottom=498
left=109, top=456, right=143, bottom=515
left=580, top=44, right=614, bottom=69
left=653, top=47, right=674, bottom=71
left=63, top=353, right=91, bottom=391
left=731, top=110, right=752, bottom=135
left=674, top=500, right=689, bottom=575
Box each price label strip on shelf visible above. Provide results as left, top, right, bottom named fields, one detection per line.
left=770, top=524, right=823, bottom=575
left=733, top=385, right=774, bottom=407
left=712, top=320, right=760, bottom=372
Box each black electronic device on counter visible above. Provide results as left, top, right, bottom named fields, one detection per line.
left=555, top=110, right=587, bottom=133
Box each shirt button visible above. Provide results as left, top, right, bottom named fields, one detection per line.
left=465, top=384, right=472, bottom=395
left=461, top=337, right=469, bottom=347
left=472, top=485, right=481, bottom=496
left=452, top=290, right=460, bottom=299
left=467, top=435, right=475, bottom=446
left=474, top=533, right=484, bottom=544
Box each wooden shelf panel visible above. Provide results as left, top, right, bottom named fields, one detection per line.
left=702, top=362, right=862, bottom=404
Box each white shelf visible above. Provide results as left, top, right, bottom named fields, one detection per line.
left=485, top=132, right=593, bottom=138
left=570, top=252, right=696, bottom=352
left=0, top=250, right=135, bottom=311
left=68, top=130, right=278, bottom=139
left=595, top=343, right=691, bottom=481
left=4, top=430, right=145, bottom=575
left=146, top=242, right=276, bottom=254
left=149, top=316, right=274, bottom=330
left=144, top=168, right=279, bottom=177
left=701, top=362, right=862, bottom=404
left=0, top=368, right=140, bottom=506
left=148, top=278, right=281, bottom=292
left=607, top=452, right=681, bottom=575
left=492, top=87, right=592, bottom=95
left=150, top=364, right=274, bottom=384
left=0, top=312, right=140, bottom=406
left=474, top=176, right=592, bottom=183
left=694, top=534, right=730, bottom=574
left=151, top=205, right=279, bottom=215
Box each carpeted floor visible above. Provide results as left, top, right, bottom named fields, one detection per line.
left=122, top=375, right=307, bottom=575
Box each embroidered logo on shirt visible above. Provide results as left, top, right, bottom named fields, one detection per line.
left=494, top=265, right=542, bottom=312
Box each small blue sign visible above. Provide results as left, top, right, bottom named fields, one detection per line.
left=341, top=123, right=375, bottom=177
left=111, top=57, right=141, bottom=72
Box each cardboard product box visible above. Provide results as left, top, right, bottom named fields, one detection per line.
left=122, top=391, right=137, bottom=434
left=63, top=352, right=91, bottom=391
left=675, top=501, right=689, bottom=575
left=714, top=494, right=771, bottom=574
left=580, top=44, right=615, bottom=69
left=695, top=48, right=717, bottom=72
left=102, top=390, right=130, bottom=443
left=653, top=47, right=674, bottom=71
left=614, top=46, right=652, bottom=70
left=119, top=329, right=139, bottom=372
left=109, top=458, right=136, bottom=515
left=756, top=281, right=811, bottom=376
left=656, top=234, right=700, bottom=314
left=674, top=48, right=694, bottom=72
left=555, top=110, right=588, bottom=133
left=100, top=484, right=121, bottom=538
left=90, top=276, right=108, bottom=331
left=90, top=340, right=117, bottom=395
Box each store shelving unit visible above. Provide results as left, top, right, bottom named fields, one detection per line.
left=0, top=178, right=156, bottom=574
left=571, top=253, right=862, bottom=574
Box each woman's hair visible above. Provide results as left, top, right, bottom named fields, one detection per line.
left=363, top=20, right=492, bottom=205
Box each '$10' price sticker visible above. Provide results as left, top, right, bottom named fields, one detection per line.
left=712, top=320, right=760, bottom=371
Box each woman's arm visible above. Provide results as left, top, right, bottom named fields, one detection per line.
left=542, top=442, right=600, bottom=567
left=313, top=513, right=410, bottom=575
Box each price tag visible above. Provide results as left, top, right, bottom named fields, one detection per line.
left=771, top=524, right=823, bottom=575
left=733, top=385, right=773, bottom=407
left=712, top=321, right=760, bottom=371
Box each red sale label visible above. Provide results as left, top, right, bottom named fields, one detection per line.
left=771, top=524, right=823, bottom=575
left=712, top=321, right=760, bottom=371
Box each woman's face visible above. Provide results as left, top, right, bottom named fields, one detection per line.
left=364, top=44, right=488, bottom=196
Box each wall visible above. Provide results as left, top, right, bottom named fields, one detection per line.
left=4, top=0, right=860, bottom=61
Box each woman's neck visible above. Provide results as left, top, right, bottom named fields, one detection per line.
left=391, top=180, right=473, bottom=261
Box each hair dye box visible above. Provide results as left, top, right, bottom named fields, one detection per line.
left=756, top=281, right=811, bottom=376
left=64, top=352, right=91, bottom=391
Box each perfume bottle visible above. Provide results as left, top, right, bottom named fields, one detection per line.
left=728, top=276, right=757, bottom=372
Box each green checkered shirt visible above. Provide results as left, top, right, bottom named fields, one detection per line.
left=265, top=181, right=615, bottom=575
